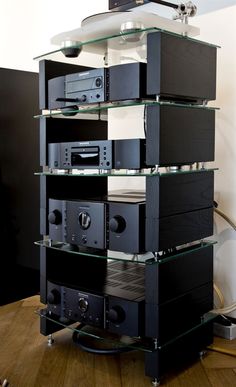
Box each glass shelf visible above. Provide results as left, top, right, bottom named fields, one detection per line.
left=34, top=100, right=219, bottom=119
left=34, top=24, right=219, bottom=65
left=34, top=167, right=218, bottom=178
left=34, top=240, right=216, bottom=266
left=37, top=309, right=154, bottom=353
left=36, top=308, right=216, bottom=353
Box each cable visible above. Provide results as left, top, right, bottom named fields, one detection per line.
left=214, top=207, right=236, bottom=232
left=212, top=302, right=236, bottom=315
left=150, top=0, right=179, bottom=9
left=72, top=325, right=133, bottom=355
left=213, top=283, right=225, bottom=309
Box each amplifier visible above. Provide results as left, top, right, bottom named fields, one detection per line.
left=46, top=260, right=146, bottom=336
left=48, top=63, right=148, bottom=109
left=48, top=192, right=146, bottom=253
left=46, top=255, right=213, bottom=339
left=48, top=139, right=147, bottom=170
left=48, top=172, right=214, bottom=253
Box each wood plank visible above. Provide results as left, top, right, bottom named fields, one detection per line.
left=205, top=369, right=236, bottom=386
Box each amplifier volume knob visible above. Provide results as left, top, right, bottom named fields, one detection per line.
left=107, top=306, right=126, bottom=324
left=79, top=211, right=91, bottom=230
left=48, top=210, right=62, bottom=225
left=109, top=216, right=126, bottom=233
left=47, top=289, right=61, bottom=305
left=78, top=298, right=89, bottom=313
left=81, top=94, right=87, bottom=102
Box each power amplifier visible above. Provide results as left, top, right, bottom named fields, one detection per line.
left=48, top=139, right=147, bottom=170
left=46, top=260, right=145, bottom=336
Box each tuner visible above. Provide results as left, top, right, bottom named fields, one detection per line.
left=48, top=209, right=62, bottom=225
left=78, top=211, right=91, bottom=230
left=109, top=215, right=126, bottom=233
left=107, top=306, right=126, bottom=324
left=47, top=289, right=61, bottom=305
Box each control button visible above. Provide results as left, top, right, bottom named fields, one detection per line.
left=104, top=157, right=106, bottom=160
left=48, top=209, right=62, bottom=225
left=82, top=235, right=87, bottom=244
left=78, top=211, right=91, bottom=230
left=103, top=147, right=106, bottom=150
left=95, top=77, right=102, bottom=87
left=109, top=215, right=126, bottom=233
left=47, top=289, right=61, bottom=305
left=106, top=161, right=110, bottom=166
left=78, top=298, right=89, bottom=313
left=96, top=94, right=100, bottom=99
left=107, top=306, right=125, bottom=324
left=81, top=95, right=87, bottom=102
left=104, top=152, right=106, bottom=156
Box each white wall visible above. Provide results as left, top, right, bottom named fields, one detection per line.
left=0, top=0, right=107, bottom=72
left=194, top=6, right=236, bottom=314
left=1, top=1, right=236, bottom=312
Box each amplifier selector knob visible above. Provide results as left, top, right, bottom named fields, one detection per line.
left=48, top=210, right=62, bottom=225
left=81, top=94, right=87, bottom=102
left=47, top=289, right=61, bottom=305
left=109, top=215, right=126, bottom=233
left=79, top=211, right=91, bottom=230
left=78, top=298, right=89, bottom=313
left=107, top=306, right=126, bottom=324
left=95, top=77, right=102, bottom=87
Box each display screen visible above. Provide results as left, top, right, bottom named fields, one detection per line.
left=71, top=148, right=99, bottom=166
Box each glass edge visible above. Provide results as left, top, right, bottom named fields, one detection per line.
left=34, top=239, right=216, bottom=265
left=34, top=26, right=220, bottom=61
left=35, top=309, right=153, bottom=352
left=34, top=168, right=218, bottom=178
left=34, top=102, right=220, bottom=119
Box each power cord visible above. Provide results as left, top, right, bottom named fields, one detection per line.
left=72, top=324, right=134, bottom=355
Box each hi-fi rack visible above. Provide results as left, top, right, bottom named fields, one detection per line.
left=35, top=9, right=218, bottom=385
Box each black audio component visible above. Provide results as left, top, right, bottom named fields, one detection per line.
left=48, top=139, right=147, bottom=170
left=48, top=63, right=149, bottom=109
left=147, top=31, right=217, bottom=103
left=48, top=193, right=145, bottom=253
left=46, top=261, right=145, bottom=336
left=109, top=0, right=178, bottom=11
left=45, top=247, right=213, bottom=339
left=48, top=171, right=213, bottom=253
left=48, top=68, right=106, bottom=109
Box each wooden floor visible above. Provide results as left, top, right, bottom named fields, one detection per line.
left=0, top=296, right=236, bottom=387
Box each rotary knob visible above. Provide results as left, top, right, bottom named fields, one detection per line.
left=107, top=306, right=126, bottom=324
left=48, top=209, right=62, bottom=225
left=47, top=289, right=61, bottom=305
left=78, top=298, right=89, bottom=313
left=81, top=94, right=87, bottom=102
left=109, top=215, right=126, bottom=233
left=95, top=77, right=102, bottom=87
left=78, top=211, right=91, bottom=230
